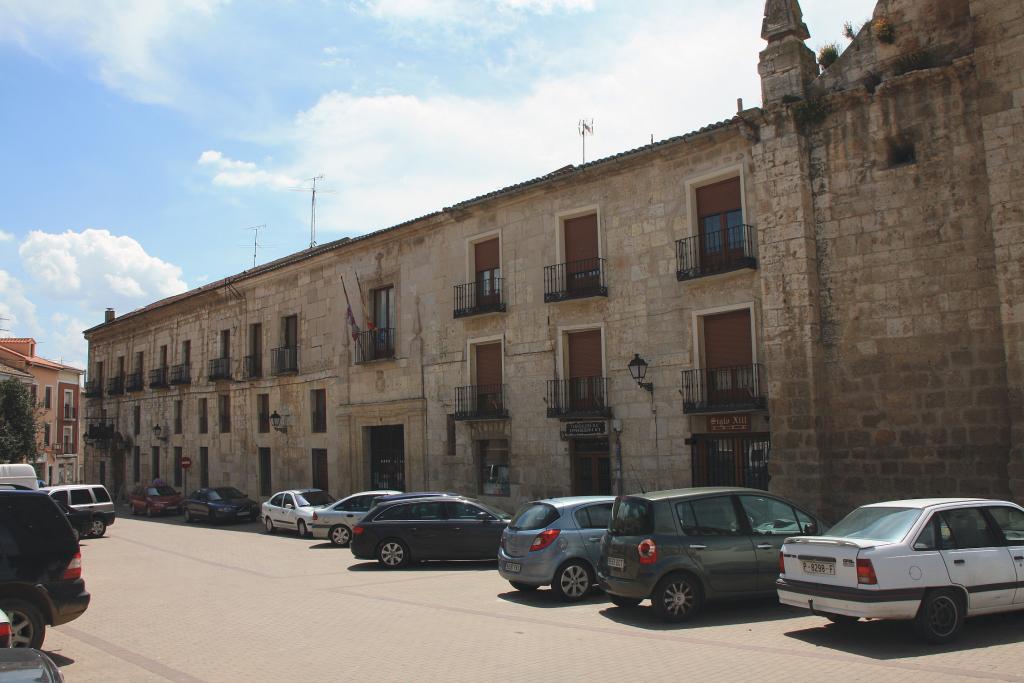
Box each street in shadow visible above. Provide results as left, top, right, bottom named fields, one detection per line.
left=43, top=651, right=74, bottom=667
left=347, top=559, right=498, bottom=572
left=498, top=588, right=608, bottom=609
left=598, top=596, right=802, bottom=631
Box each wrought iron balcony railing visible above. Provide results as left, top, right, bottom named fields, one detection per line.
left=244, top=355, right=262, bottom=379
left=453, top=278, right=506, bottom=318
left=169, top=363, right=191, bottom=385
left=83, top=379, right=102, bottom=398
left=354, top=328, right=395, bottom=363
left=149, top=367, right=168, bottom=389
left=125, top=371, right=144, bottom=392
left=106, top=376, right=124, bottom=396
left=676, top=224, right=757, bottom=281
left=544, top=257, right=607, bottom=303
left=271, top=347, right=299, bottom=375
left=454, top=384, right=508, bottom=420
left=681, top=364, right=767, bottom=413
left=83, top=417, right=117, bottom=442
left=546, top=377, right=611, bottom=419
left=63, top=405, right=76, bottom=420
left=208, top=357, right=232, bottom=381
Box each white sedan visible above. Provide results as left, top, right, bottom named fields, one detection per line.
left=309, top=490, right=401, bottom=546
left=261, top=489, right=336, bottom=537
left=777, top=498, right=1024, bottom=643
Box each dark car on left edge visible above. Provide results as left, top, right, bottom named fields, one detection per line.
left=351, top=495, right=512, bottom=568
left=183, top=487, right=259, bottom=524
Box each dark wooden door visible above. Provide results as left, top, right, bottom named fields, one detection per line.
left=567, top=330, right=603, bottom=412
left=571, top=438, right=611, bottom=495
left=259, top=447, right=272, bottom=496
left=564, top=214, right=599, bottom=294
left=312, top=449, right=328, bottom=491
left=703, top=310, right=753, bottom=407
left=474, top=238, right=501, bottom=307
left=369, top=425, right=405, bottom=491
left=475, top=343, right=502, bottom=414
left=697, top=178, right=744, bottom=269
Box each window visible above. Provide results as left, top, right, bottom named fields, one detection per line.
left=258, top=394, right=270, bottom=433
left=198, top=398, right=208, bottom=434
left=44, top=386, right=52, bottom=409
left=133, top=405, right=141, bottom=436
left=446, top=414, right=456, bottom=456
left=941, top=508, right=1000, bottom=549
left=914, top=514, right=955, bottom=551
left=62, top=427, right=72, bottom=453
left=71, top=489, right=92, bottom=506
left=220, top=329, right=230, bottom=358
left=373, top=286, right=395, bottom=331
left=181, top=339, right=191, bottom=366
left=43, top=422, right=51, bottom=446
left=52, top=490, right=69, bottom=507
left=174, top=400, right=183, bottom=434
left=63, top=390, right=73, bottom=414
left=683, top=497, right=743, bottom=536
left=258, top=447, right=272, bottom=497
left=159, top=345, right=168, bottom=368
left=739, top=495, right=800, bottom=536
left=478, top=439, right=509, bottom=496
left=133, top=446, right=140, bottom=483
left=269, top=493, right=284, bottom=507
left=827, top=507, right=921, bottom=543
left=173, top=447, right=183, bottom=487
left=376, top=501, right=444, bottom=521
left=339, top=495, right=375, bottom=513
left=987, top=506, right=1024, bottom=543
left=283, top=314, right=298, bottom=349
left=610, top=498, right=654, bottom=536
left=91, top=487, right=111, bottom=503
left=151, top=446, right=160, bottom=479
left=200, top=447, right=209, bottom=488
left=312, top=448, right=328, bottom=490
left=134, top=351, right=144, bottom=373
left=575, top=503, right=613, bottom=530
left=218, top=394, right=231, bottom=433
left=448, top=501, right=488, bottom=520
left=311, top=389, right=327, bottom=433
left=282, top=493, right=295, bottom=508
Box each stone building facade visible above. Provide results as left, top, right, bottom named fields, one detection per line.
left=82, top=0, right=1023, bottom=520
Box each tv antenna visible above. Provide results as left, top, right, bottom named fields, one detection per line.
left=0, top=315, right=8, bottom=334
left=247, top=225, right=266, bottom=268
left=289, top=175, right=334, bottom=249
left=578, top=118, right=594, bottom=163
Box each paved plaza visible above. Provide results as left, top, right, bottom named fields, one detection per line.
left=41, top=510, right=1024, bottom=682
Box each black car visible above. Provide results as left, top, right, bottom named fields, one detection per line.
left=183, top=487, right=259, bottom=524
left=351, top=495, right=511, bottom=568
left=0, top=490, right=91, bottom=648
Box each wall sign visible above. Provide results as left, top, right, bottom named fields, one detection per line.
left=708, top=414, right=751, bottom=432
left=560, top=421, right=607, bottom=440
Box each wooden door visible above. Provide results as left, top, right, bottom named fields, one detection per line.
left=697, top=178, right=743, bottom=269
left=564, top=214, right=599, bottom=293
left=703, top=310, right=753, bottom=406
left=571, top=438, right=611, bottom=495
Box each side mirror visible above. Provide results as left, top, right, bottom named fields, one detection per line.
left=476, top=511, right=491, bottom=521
left=285, top=504, right=294, bottom=510
left=803, top=523, right=819, bottom=536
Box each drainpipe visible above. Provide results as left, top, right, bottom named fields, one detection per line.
left=612, top=418, right=623, bottom=496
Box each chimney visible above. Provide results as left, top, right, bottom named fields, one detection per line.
left=104, top=308, right=115, bottom=323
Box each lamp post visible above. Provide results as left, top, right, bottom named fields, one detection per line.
left=627, top=353, right=653, bottom=392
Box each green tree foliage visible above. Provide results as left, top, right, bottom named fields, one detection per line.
left=0, top=379, right=40, bottom=463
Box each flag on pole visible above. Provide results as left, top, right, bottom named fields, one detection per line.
left=340, top=276, right=360, bottom=341
left=354, top=271, right=374, bottom=331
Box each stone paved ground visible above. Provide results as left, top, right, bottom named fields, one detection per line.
left=41, top=510, right=1024, bottom=682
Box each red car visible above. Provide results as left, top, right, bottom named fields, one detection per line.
left=129, top=485, right=183, bottom=516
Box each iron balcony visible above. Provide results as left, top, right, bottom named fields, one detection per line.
left=83, top=379, right=102, bottom=398
left=271, top=347, right=299, bottom=375
left=546, top=377, right=611, bottom=419
left=354, top=329, right=395, bottom=363
left=125, top=371, right=144, bottom=393
left=106, top=376, right=125, bottom=396
left=453, top=278, right=506, bottom=318
left=208, top=357, right=232, bottom=381
left=169, top=364, right=191, bottom=385
left=676, top=224, right=757, bottom=281
left=244, top=355, right=262, bottom=379
left=454, top=384, right=508, bottom=420
left=543, top=257, right=607, bottom=303
left=681, top=364, right=767, bottom=413
left=149, top=367, right=169, bottom=389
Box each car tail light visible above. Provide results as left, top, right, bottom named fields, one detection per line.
left=0, top=621, right=10, bottom=648
left=779, top=551, right=785, bottom=575
left=637, top=538, right=658, bottom=565
left=529, top=529, right=560, bottom=552
left=62, top=552, right=82, bottom=581
left=353, top=525, right=365, bottom=536
left=312, top=511, right=319, bottom=521
left=856, top=558, right=877, bottom=585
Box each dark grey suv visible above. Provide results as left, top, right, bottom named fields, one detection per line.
left=597, top=487, right=824, bottom=622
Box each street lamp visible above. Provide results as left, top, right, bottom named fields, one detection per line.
left=152, top=424, right=167, bottom=441
left=627, top=354, right=653, bottom=392
left=270, top=410, right=288, bottom=433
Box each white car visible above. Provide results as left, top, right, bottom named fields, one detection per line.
left=261, top=489, right=336, bottom=537
left=777, top=498, right=1024, bottom=643
left=309, top=490, right=401, bottom=546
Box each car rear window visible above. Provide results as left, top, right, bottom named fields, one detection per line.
left=92, top=486, right=111, bottom=503
left=0, top=495, right=76, bottom=554
left=296, top=490, right=335, bottom=507
left=510, top=503, right=559, bottom=530
left=609, top=497, right=653, bottom=536
left=827, top=506, right=921, bottom=542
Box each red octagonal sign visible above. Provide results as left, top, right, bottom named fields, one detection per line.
left=181, top=456, right=193, bottom=469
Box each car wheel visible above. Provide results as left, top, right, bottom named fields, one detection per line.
left=377, top=539, right=410, bottom=569
left=329, top=525, right=352, bottom=547
left=1, top=599, right=45, bottom=649
left=90, top=519, right=107, bottom=538
left=608, top=594, right=643, bottom=608
left=652, top=573, right=704, bottom=623
left=265, top=517, right=276, bottom=534
left=914, top=589, right=965, bottom=644
left=297, top=520, right=308, bottom=538
left=825, top=613, right=859, bottom=627
left=509, top=581, right=539, bottom=592
left=552, top=560, right=594, bottom=602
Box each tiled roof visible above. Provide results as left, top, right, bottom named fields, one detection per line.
left=0, top=338, right=33, bottom=344
left=0, top=360, right=33, bottom=379
left=85, top=115, right=742, bottom=335
left=0, top=345, right=82, bottom=372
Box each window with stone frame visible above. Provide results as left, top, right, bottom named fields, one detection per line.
left=257, top=394, right=270, bottom=433
left=133, top=405, right=141, bottom=436
left=310, top=389, right=327, bottom=433
left=174, top=400, right=183, bottom=434
left=218, top=394, right=231, bottom=433
left=198, top=398, right=208, bottom=434
left=478, top=439, right=510, bottom=496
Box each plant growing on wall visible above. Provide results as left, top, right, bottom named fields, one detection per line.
left=843, top=21, right=856, bottom=40
left=873, top=16, right=896, bottom=44
left=818, top=43, right=840, bottom=69
left=0, top=379, right=40, bottom=464
left=791, top=97, right=832, bottom=134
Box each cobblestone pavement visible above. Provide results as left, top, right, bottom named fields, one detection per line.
left=41, top=510, right=1024, bottom=682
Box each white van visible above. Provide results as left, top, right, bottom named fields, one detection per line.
left=0, top=463, right=39, bottom=489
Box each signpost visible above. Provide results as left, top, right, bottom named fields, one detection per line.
left=560, top=421, right=607, bottom=440
left=180, top=456, right=192, bottom=469
left=180, top=455, right=192, bottom=496
left=708, top=414, right=751, bottom=432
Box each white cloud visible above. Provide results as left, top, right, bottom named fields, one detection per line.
left=0, top=230, right=13, bottom=242
left=361, top=0, right=593, bottom=23
left=0, top=270, right=38, bottom=334
left=39, top=312, right=89, bottom=371
left=197, top=150, right=300, bottom=190
left=18, top=229, right=188, bottom=311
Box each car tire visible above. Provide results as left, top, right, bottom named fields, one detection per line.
left=90, top=518, right=107, bottom=538
left=377, top=539, right=410, bottom=569
left=825, top=613, right=859, bottom=627
left=651, top=572, right=704, bottom=623
left=608, top=594, right=643, bottom=608
left=1, top=599, right=45, bottom=649
left=297, top=520, right=308, bottom=538
left=329, top=525, right=352, bottom=547
left=552, top=560, right=594, bottom=602
left=914, top=589, right=965, bottom=644
left=509, top=581, right=539, bottom=592
left=265, top=517, right=276, bottom=534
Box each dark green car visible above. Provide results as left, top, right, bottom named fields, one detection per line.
left=597, top=487, right=826, bottom=622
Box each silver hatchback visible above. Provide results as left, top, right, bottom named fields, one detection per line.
left=498, top=496, right=614, bottom=601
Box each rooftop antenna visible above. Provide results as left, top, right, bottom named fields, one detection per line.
left=0, top=315, right=8, bottom=334
left=289, top=175, right=335, bottom=249
left=247, top=225, right=266, bottom=268
left=578, top=118, right=594, bottom=164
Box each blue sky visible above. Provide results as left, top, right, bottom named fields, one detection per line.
left=0, top=0, right=874, bottom=368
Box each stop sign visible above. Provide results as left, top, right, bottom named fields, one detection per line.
left=181, top=456, right=192, bottom=469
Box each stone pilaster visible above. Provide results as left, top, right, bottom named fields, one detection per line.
left=758, top=0, right=818, bottom=106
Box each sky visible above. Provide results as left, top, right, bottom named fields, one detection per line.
left=0, top=0, right=875, bottom=370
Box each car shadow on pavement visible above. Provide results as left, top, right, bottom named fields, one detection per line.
left=307, top=542, right=339, bottom=550
left=784, top=611, right=1024, bottom=659
left=118, top=511, right=273, bottom=536
left=598, top=597, right=802, bottom=631
left=44, top=651, right=74, bottom=667
left=347, top=560, right=498, bottom=572
left=497, top=589, right=608, bottom=609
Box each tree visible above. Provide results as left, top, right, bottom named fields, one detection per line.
left=0, top=379, right=40, bottom=463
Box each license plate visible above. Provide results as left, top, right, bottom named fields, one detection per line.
left=504, top=562, right=521, bottom=573
left=801, top=560, right=835, bottom=576
left=237, top=510, right=249, bottom=516
left=607, top=557, right=625, bottom=570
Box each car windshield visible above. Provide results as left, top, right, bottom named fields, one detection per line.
left=826, top=506, right=921, bottom=542
left=211, top=487, right=245, bottom=501
left=510, top=503, right=560, bottom=530
left=609, top=497, right=654, bottom=536
left=296, top=491, right=335, bottom=507
left=147, top=486, right=177, bottom=496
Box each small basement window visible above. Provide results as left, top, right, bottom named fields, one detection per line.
left=887, top=136, right=916, bottom=167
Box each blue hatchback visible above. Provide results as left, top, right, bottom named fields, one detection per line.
left=498, top=496, right=615, bottom=601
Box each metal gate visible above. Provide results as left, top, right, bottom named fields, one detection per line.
left=369, top=426, right=405, bottom=491
left=692, top=433, right=771, bottom=490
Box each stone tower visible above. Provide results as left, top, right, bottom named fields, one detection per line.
left=758, top=0, right=818, bottom=105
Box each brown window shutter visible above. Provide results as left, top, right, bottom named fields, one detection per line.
left=703, top=310, right=752, bottom=368
left=696, top=178, right=742, bottom=218
left=564, top=214, right=598, bottom=263
left=474, top=239, right=500, bottom=273
left=475, top=343, right=502, bottom=386
left=567, top=330, right=603, bottom=379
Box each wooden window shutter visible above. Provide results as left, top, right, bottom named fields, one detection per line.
left=475, top=343, right=502, bottom=386
left=567, top=330, right=602, bottom=379
left=474, top=239, right=500, bottom=273
left=703, top=309, right=752, bottom=368
left=563, top=214, right=598, bottom=263
left=696, top=178, right=742, bottom=218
